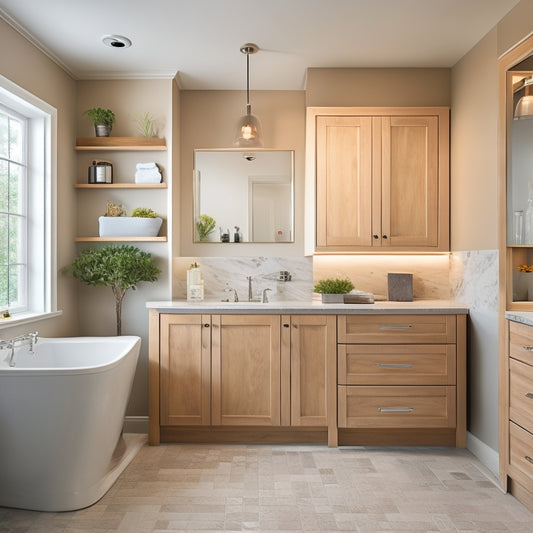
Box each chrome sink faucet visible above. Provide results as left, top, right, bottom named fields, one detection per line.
left=247, top=275, right=254, bottom=301
left=261, top=288, right=272, bottom=303
left=224, top=286, right=239, bottom=302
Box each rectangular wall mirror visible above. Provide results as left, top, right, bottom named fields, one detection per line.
left=193, top=149, right=294, bottom=243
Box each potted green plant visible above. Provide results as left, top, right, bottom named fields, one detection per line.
left=314, top=277, right=354, bottom=303
left=99, top=205, right=163, bottom=237
left=196, top=214, right=216, bottom=242
left=134, top=111, right=157, bottom=137
left=83, top=107, right=116, bottom=137
left=68, top=244, right=161, bottom=335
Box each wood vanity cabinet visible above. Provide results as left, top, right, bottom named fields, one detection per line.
left=150, top=311, right=336, bottom=444
left=211, top=314, right=281, bottom=426
left=503, top=320, right=533, bottom=506
left=281, top=315, right=337, bottom=432
left=336, top=314, right=466, bottom=446
left=159, top=314, right=211, bottom=426
left=308, top=107, right=449, bottom=252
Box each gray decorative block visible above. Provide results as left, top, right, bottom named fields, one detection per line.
left=388, top=273, right=413, bottom=301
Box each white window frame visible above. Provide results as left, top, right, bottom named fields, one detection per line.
left=0, top=74, right=59, bottom=328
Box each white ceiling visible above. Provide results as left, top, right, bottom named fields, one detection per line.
left=0, top=0, right=521, bottom=90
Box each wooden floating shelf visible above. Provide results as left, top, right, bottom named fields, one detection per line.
left=75, top=236, right=167, bottom=242
left=75, top=183, right=166, bottom=189
left=75, top=137, right=167, bottom=151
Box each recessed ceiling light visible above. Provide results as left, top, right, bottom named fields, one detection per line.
left=101, top=35, right=132, bottom=48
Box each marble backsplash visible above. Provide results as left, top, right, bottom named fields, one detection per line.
left=449, top=250, right=498, bottom=311
left=173, top=256, right=314, bottom=302
left=173, top=254, right=454, bottom=302
left=172, top=251, right=497, bottom=305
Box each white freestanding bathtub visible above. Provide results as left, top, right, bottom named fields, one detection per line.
left=0, top=335, right=141, bottom=512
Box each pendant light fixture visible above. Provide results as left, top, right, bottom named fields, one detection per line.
left=233, top=43, right=264, bottom=147
left=515, top=76, right=533, bottom=119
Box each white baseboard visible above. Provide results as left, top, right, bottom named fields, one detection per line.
left=123, top=415, right=149, bottom=434
left=466, top=431, right=500, bottom=480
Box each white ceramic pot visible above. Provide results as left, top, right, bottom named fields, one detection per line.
left=98, top=216, right=163, bottom=237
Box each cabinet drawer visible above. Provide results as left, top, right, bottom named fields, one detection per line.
left=338, top=385, right=456, bottom=428
left=510, top=358, right=533, bottom=433
left=337, top=315, right=456, bottom=344
left=338, top=344, right=456, bottom=385
left=510, top=422, right=533, bottom=485
left=510, top=321, right=533, bottom=366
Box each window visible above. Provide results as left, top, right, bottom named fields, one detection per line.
left=0, top=75, right=57, bottom=323
left=0, top=107, right=27, bottom=311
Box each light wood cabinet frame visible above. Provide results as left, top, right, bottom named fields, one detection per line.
left=498, top=33, right=533, bottom=505
left=306, top=106, right=449, bottom=253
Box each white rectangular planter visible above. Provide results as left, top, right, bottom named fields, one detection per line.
left=321, top=293, right=345, bottom=303
left=98, top=216, right=163, bottom=237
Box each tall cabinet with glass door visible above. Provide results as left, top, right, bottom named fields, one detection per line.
left=499, top=37, right=533, bottom=512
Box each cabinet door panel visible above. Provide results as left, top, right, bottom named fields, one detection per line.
left=212, top=315, right=281, bottom=426
left=289, top=315, right=336, bottom=427
left=382, top=116, right=438, bottom=247
left=160, top=314, right=211, bottom=426
left=316, top=116, right=373, bottom=247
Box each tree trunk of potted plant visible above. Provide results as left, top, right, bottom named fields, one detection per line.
left=112, top=284, right=127, bottom=336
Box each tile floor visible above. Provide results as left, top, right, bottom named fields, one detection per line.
left=1, top=442, right=532, bottom=532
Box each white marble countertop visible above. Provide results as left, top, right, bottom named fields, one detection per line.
left=146, top=299, right=469, bottom=315
left=505, top=311, right=533, bottom=327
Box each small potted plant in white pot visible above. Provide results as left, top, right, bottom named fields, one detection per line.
left=314, top=277, right=354, bottom=303
left=83, top=107, right=116, bottom=137
left=99, top=204, right=163, bottom=237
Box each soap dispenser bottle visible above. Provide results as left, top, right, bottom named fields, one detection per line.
left=187, top=261, right=204, bottom=301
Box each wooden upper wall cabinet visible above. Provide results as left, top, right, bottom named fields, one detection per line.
left=306, top=107, right=450, bottom=253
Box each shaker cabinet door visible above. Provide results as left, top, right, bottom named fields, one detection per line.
left=211, top=314, right=281, bottom=426
left=316, top=116, right=373, bottom=248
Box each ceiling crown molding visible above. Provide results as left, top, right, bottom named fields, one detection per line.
left=0, top=7, right=78, bottom=79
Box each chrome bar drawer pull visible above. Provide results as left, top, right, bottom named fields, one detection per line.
left=378, top=324, right=413, bottom=330
left=377, top=363, right=413, bottom=369
left=522, top=345, right=533, bottom=352
left=525, top=455, right=533, bottom=465
left=378, top=407, right=414, bottom=413
left=526, top=393, right=533, bottom=399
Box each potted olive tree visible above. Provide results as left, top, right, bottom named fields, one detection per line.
left=68, top=244, right=161, bottom=335
left=83, top=107, right=116, bottom=137
left=314, top=277, right=354, bottom=303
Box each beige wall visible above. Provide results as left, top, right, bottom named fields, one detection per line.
left=497, top=0, right=533, bottom=58
left=178, top=90, right=306, bottom=259
left=306, top=68, right=451, bottom=107
left=76, top=79, right=174, bottom=416
left=0, top=18, right=78, bottom=339
left=450, top=29, right=499, bottom=252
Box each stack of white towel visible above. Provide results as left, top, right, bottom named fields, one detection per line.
left=135, top=162, right=162, bottom=184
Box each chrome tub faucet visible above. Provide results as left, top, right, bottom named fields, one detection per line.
left=0, top=331, right=39, bottom=367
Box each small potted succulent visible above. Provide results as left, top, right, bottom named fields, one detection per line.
left=99, top=203, right=163, bottom=237
left=314, top=277, right=354, bottom=303
left=83, top=107, right=116, bottom=137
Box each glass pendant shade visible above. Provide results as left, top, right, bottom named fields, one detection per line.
left=515, top=95, right=533, bottom=119
left=233, top=106, right=264, bottom=147
left=515, top=81, right=533, bottom=119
